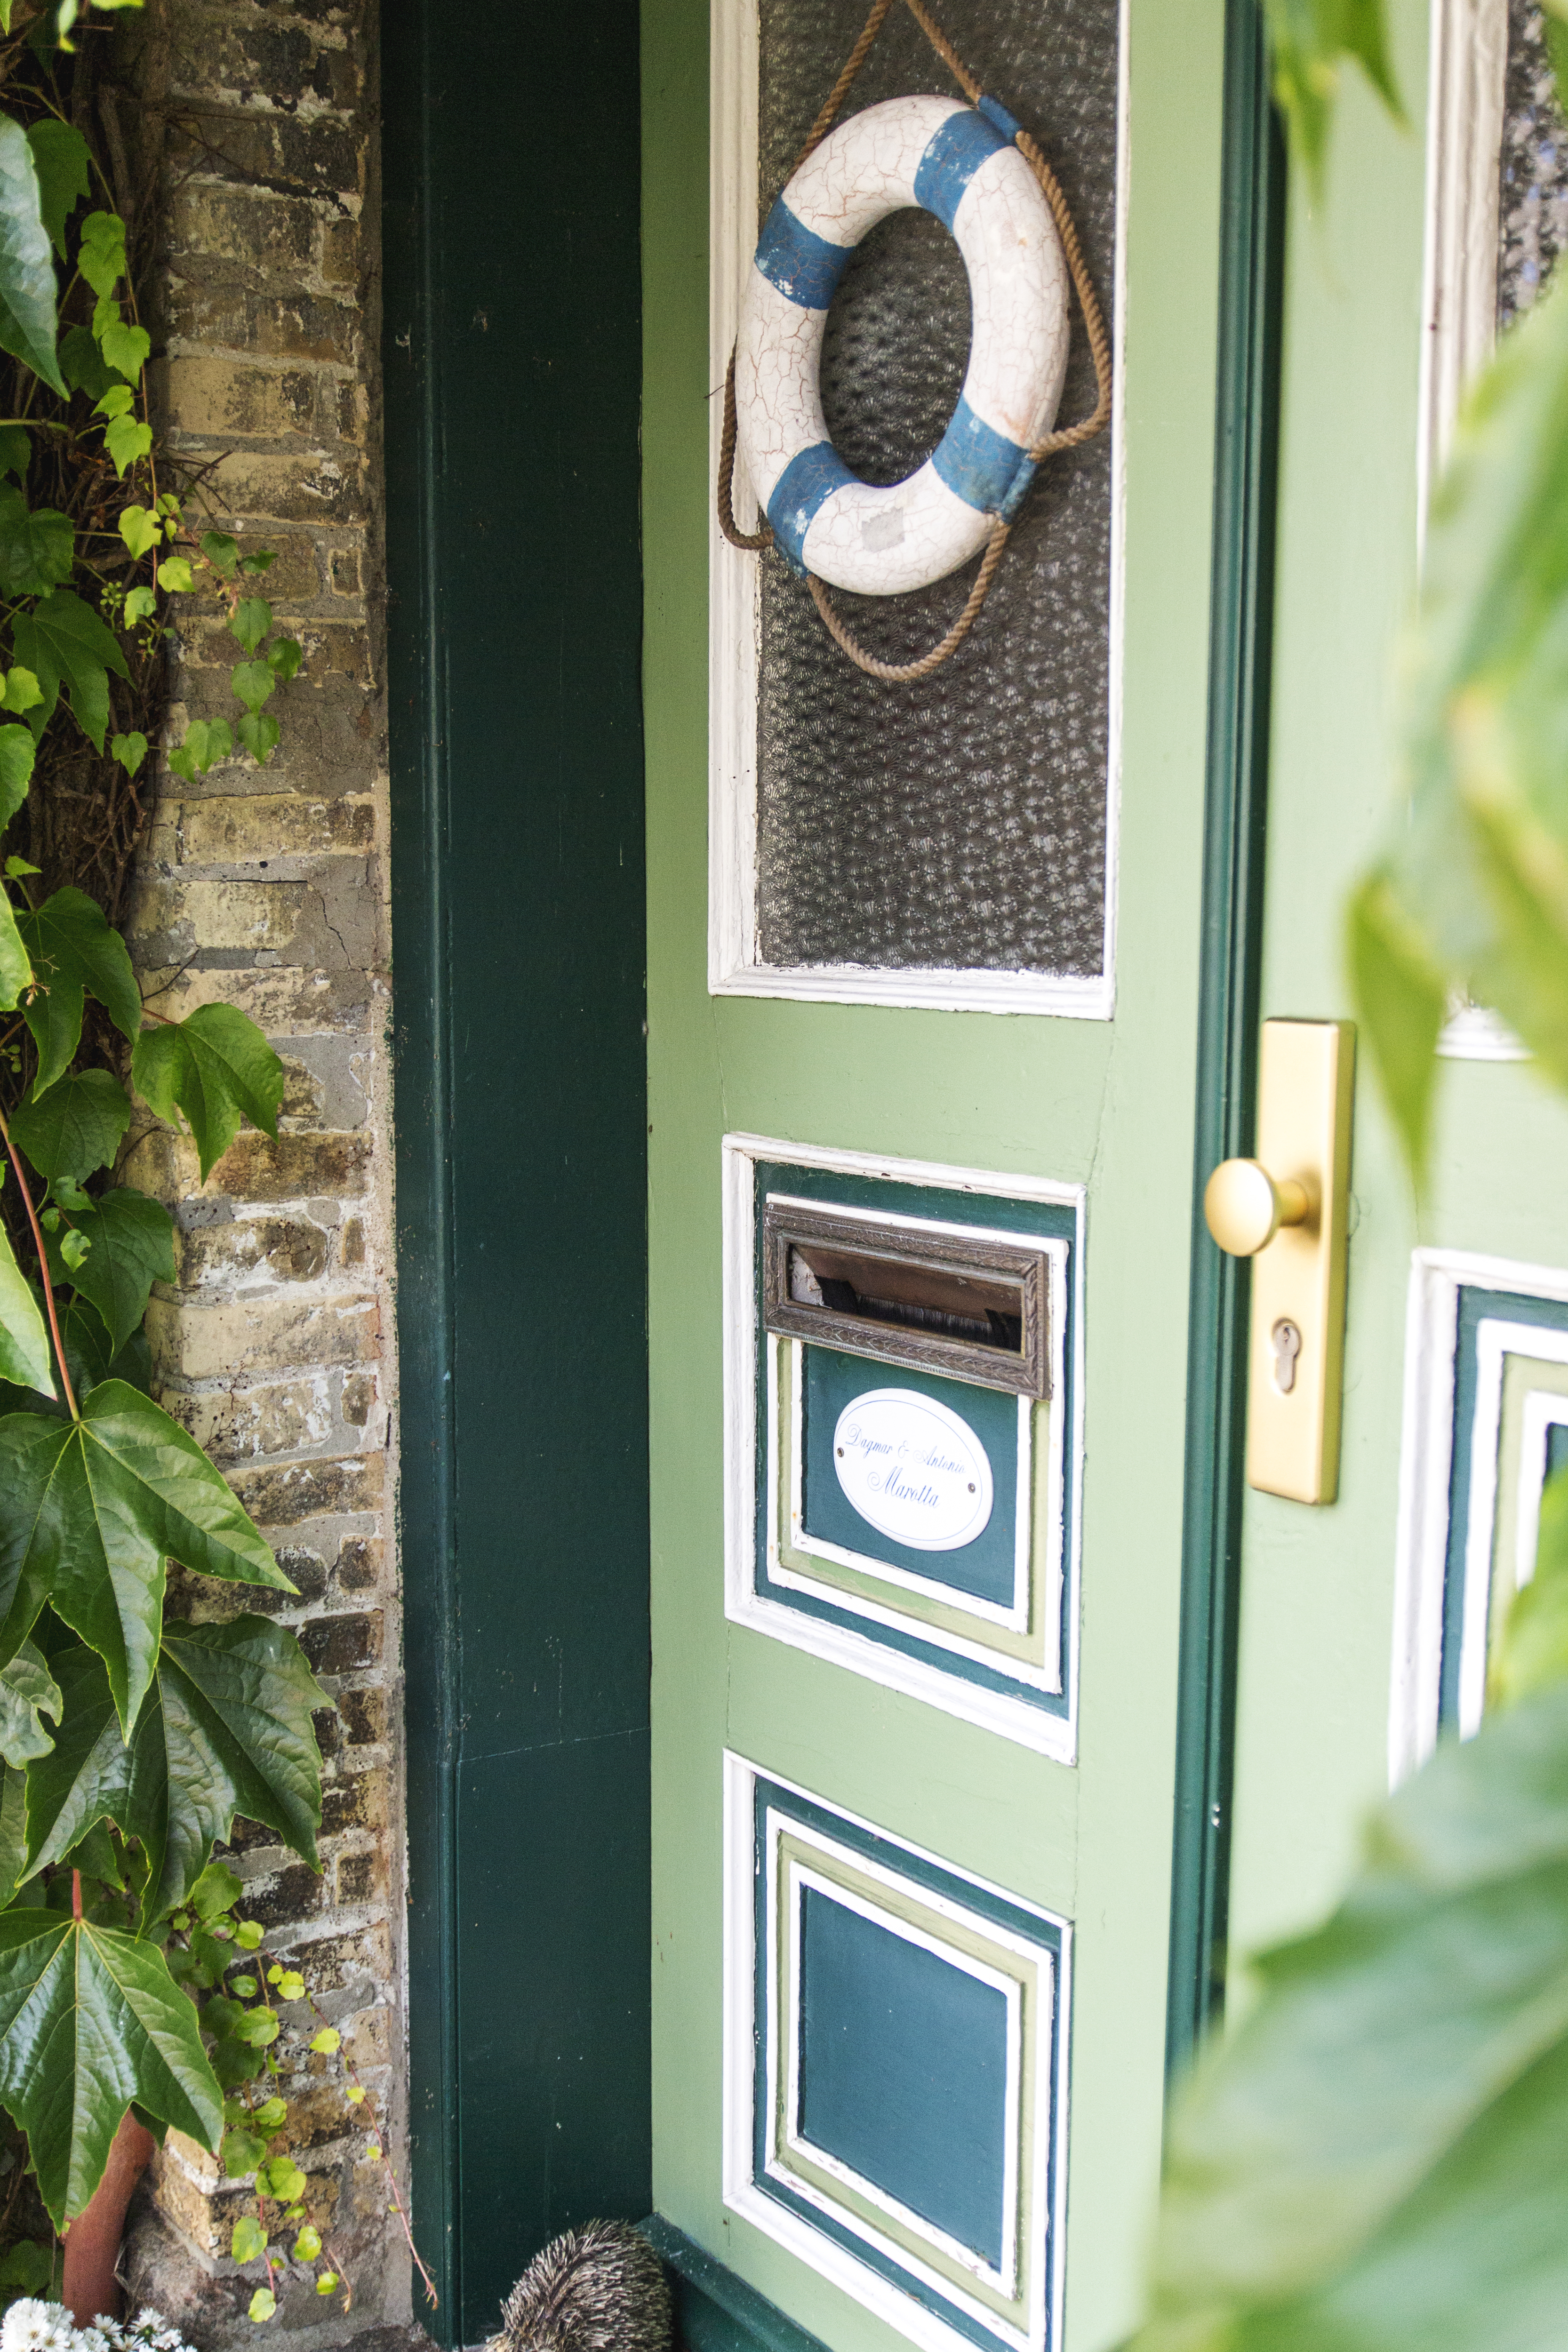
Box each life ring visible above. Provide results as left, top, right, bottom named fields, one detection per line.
left=734, top=92, right=1070, bottom=597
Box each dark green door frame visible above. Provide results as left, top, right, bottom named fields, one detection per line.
left=382, top=5, right=649, bottom=2342
left=1167, top=0, right=1286, bottom=2081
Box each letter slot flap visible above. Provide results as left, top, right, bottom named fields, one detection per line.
left=761, top=1199, right=1050, bottom=1399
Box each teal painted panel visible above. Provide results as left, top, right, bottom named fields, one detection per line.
left=798, top=1884, right=1010, bottom=2265
left=801, top=1349, right=1020, bottom=1607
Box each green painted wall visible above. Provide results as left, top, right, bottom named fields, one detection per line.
left=642, top=5, right=1232, bottom=2346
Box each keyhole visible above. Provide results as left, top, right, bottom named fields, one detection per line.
left=1271, top=1318, right=1303, bottom=1394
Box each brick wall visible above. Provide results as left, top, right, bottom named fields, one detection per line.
left=119, top=3, right=410, bottom=2342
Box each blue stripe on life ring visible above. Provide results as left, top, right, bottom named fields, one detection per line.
left=767, top=440, right=857, bottom=574
left=755, top=199, right=855, bottom=310
left=932, top=394, right=1032, bottom=514
left=912, top=108, right=1012, bottom=232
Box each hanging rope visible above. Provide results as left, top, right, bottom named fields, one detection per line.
left=716, top=0, right=1113, bottom=682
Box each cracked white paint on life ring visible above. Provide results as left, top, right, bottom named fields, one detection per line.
left=832, top=1387, right=995, bottom=1551
left=734, top=92, right=1070, bottom=596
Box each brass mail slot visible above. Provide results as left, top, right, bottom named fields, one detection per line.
left=761, top=1199, right=1051, bottom=1398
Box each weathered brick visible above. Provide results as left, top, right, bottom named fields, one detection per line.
left=174, top=1375, right=334, bottom=1463
left=168, top=112, right=364, bottom=203
left=197, top=448, right=369, bottom=527
left=335, top=1687, right=387, bottom=1748
left=168, top=287, right=359, bottom=366
left=130, top=964, right=376, bottom=1033
left=321, top=1768, right=385, bottom=1837
left=145, top=1290, right=379, bottom=1380
left=156, top=354, right=318, bottom=439
left=320, top=218, right=359, bottom=286
left=299, top=1611, right=384, bottom=1675
left=178, top=792, right=376, bottom=863
left=177, top=1214, right=331, bottom=1286
left=335, top=1848, right=383, bottom=1906
left=229, top=1451, right=384, bottom=1529
left=340, top=1376, right=376, bottom=1432
left=212, top=1130, right=373, bottom=1201
left=168, top=184, right=318, bottom=277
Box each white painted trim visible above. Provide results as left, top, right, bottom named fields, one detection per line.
left=721, top=1754, right=1071, bottom=2352
left=1417, top=0, right=1507, bottom=554
left=705, top=0, right=1128, bottom=1020
left=1389, top=1247, right=1568, bottom=1780
left=723, top=1135, right=1086, bottom=1760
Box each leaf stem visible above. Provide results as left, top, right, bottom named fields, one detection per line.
left=0, top=1104, right=78, bottom=1418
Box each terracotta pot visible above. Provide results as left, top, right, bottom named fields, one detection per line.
left=62, top=2110, right=157, bottom=2326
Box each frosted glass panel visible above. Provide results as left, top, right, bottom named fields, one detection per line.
left=1498, top=0, right=1568, bottom=327
left=753, top=0, right=1119, bottom=976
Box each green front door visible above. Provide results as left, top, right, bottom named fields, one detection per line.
left=641, top=0, right=1568, bottom=2348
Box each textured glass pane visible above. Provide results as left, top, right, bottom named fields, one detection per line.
left=753, top=0, right=1119, bottom=975
left=1498, top=0, right=1568, bottom=328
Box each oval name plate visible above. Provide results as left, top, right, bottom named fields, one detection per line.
left=832, top=1388, right=994, bottom=1552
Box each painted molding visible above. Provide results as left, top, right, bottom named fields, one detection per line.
left=1417, top=0, right=1507, bottom=547
left=705, top=0, right=1129, bottom=1019
left=722, top=1135, right=1086, bottom=1761
left=1389, top=1247, right=1568, bottom=1783
left=721, top=1755, right=1071, bottom=2352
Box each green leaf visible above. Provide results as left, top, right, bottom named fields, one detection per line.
left=235, top=1919, right=263, bottom=1951
left=223, top=2128, right=267, bottom=2179
left=169, top=717, right=232, bottom=779
left=240, top=551, right=276, bottom=576
left=11, top=588, right=130, bottom=752
left=231, top=659, right=276, bottom=717
left=248, top=2290, right=276, bottom=2324
left=0, top=723, right=32, bottom=830
left=273, top=1970, right=304, bottom=2002
left=25, top=120, right=88, bottom=259
left=3, top=668, right=40, bottom=713
left=308, top=2025, right=339, bottom=2056
left=253, top=2095, right=287, bottom=2131
left=262, top=2156, right=305, bottom=2202
left=0, top=1383, right=293, bottom=1733
left=0, top=1908, right=221, bottom=2223
left=58, top=323, right=109, bottom=401
left=0, top=423, right=28, bottom=481
left=122, top=586, right=155, bottom=627
left=231, top=599, right=272, bottom=654
left=266, top=637, right=301, bottom=682
left=0, top=1640, right=58, bottom=1768
left=0, top=1224, right=52, bottom=1396
left=17, top=884, right=142, bottom=1091
left=131, top=1002, right=285, bottom=1183
left=1137, top=1677, right=1568, bottom=2352
left=156, top=554, right=192, bottom=594
left=99, top=318, right=148, bottom=381
left=0, top=891, right=28, bottom=1013
left=1492, top=1464, right=1568, bottom=1707
left=103, top=412, right=151, bottom=478
left=0, top=117, right=65, bottom=395
left=231, top=2212, right=268, bottom=2261
left=0, top=487, right=72, bottom=598
left=77, top=208, right=124, bottom=301
left=118, top=504, right=158, bottom=560
left=0, top=1293, right=144, bottom=1421
left=111, top=730, right=146, bottom=779
left=26, top=1616, right=318, bottom=1916
left=10, top=1067, right=130, bottom=1181
left=44, top=1185, right=174, bottom=1352
left=1347, top=873, right=1447, bottom=1186
left=0, top=1766, right=24, bottom=1899
left=192, top=1858, right=244, bottom=1920
left=1263, top=0, right=1405, bottom=198
left=236, top=2009, right=279, bottom=2048
left=293, top=2224, right=321, bottom=2261
left=236, top=712, right=281, bottom=766
left=200, top=530, right=238, bottom=576
left=58, top=1225, right=88, bottom=1270
left=316, top=2275, right=338, bottom=2296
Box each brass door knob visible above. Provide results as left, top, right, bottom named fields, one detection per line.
left=1203, top=1158, right=1309, bottom=1257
